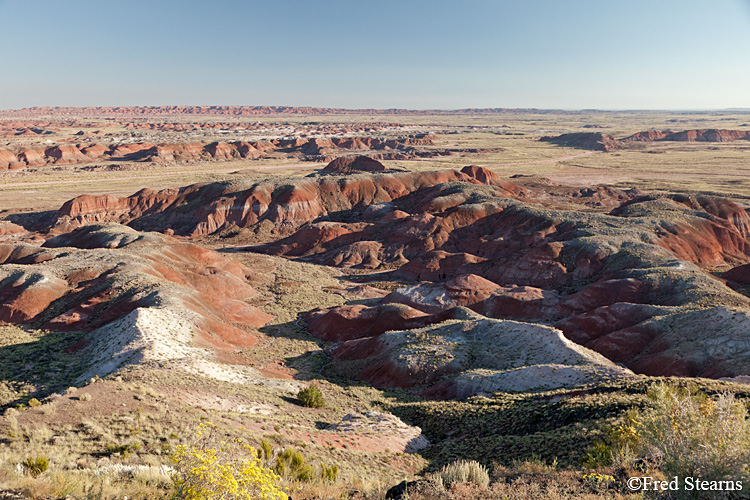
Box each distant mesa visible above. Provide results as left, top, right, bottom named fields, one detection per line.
left=540, top=132, right=620, bottom=151
left=657, top=129, right=750, bottom=142
left=541, top=129, right=750, bottom=151
left=321, top=155, right=387, bottom=174
left=622, top=129, right=750, bottom=143
left=621, top=130, right=671, bottom=142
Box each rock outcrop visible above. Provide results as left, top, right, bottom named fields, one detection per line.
left=51, top=167, right=524, bottom=237
left=0, top=135, right=436, bottom=170
left=540, top=132, right=621, bottom=151
left=320, top=155, right=387, bottom=174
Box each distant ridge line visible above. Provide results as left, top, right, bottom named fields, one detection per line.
left=2, top=106, right=744, bottom=117
left=0, top=105, right=590, bottom=116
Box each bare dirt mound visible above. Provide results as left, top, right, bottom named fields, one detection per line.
left=320, top=155, right=387, bottom=174
left=540, top=132, right=621, bottom=151
left=0, top=224, right=288, bottom=386
left=725, top=263, right=750, bottom=284
left=326, top=412, right=429, bottom=453
left=327, top=314, right=635, bottom=398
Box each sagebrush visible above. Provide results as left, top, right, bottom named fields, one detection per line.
left=439, top=459, right=489, bottom=487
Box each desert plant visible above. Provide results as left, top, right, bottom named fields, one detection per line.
left=319, top=464, right=339, bottom=483
left=259, top=438, right=274, bottom=461
left=274, top=447, right=315, bottom=482
left=582, top=472, right=615, bottom=491
left=295, top=463, right=315, bottom=482
left=107, top=442, right=141, bottom=458
left=170, top=423, right=287, bottom=500
left=511, top=455, right=558, bottom=474
left=297, top=384, right=325, bottom=408
left=27, top=398, right=41, bottom=407
left=628, top=383, right=750, bottom=490
left=439, top=459, right=489, bottom=488
left=581, top=439, right=613, bottom=468
left=21, top=455, right=49, bottom=477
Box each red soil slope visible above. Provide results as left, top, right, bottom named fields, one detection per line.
left=0, top=225, right=270, bottom=354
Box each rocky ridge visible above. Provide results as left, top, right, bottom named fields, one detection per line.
left=541, top=129, right=750, bottom=150
left=0, top=134, right=436, bottom=170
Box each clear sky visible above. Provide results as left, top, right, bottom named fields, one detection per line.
left=1, top=0, right=749, bottom=110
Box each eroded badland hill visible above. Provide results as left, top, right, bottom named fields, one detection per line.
left=2, top=107, right=750, bottom=499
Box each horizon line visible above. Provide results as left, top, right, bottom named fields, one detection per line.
left=2, top=105, right=750, bottom=115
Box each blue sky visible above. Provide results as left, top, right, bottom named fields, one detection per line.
left=1, top=0, right=749, bottom=110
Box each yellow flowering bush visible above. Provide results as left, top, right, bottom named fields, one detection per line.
left=631, top=383, right=750, bottom=485
left=170, top=423, right=287, bottom=500
left=582, top=472, right=614, bottom=490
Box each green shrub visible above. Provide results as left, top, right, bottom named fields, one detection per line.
left=274, top=447, right=315, bottom=482
left=439, top=459, right=489, bottom=487
left=27, top=398, right=41, bottom=407
left=320, top=464, right=339, bottom=483
left=582, top=439, right=613, bottom=468
left=297, top=384, right=325, bottom=408
left=628, top=383, right=750, bottom=490
left=295, top=463, right=315, bottom=482
left=259, top=438, right=273, bottom=461
left=106, top=442, right=141, bottom=458
left=21, top=455, right=49, bottom=477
